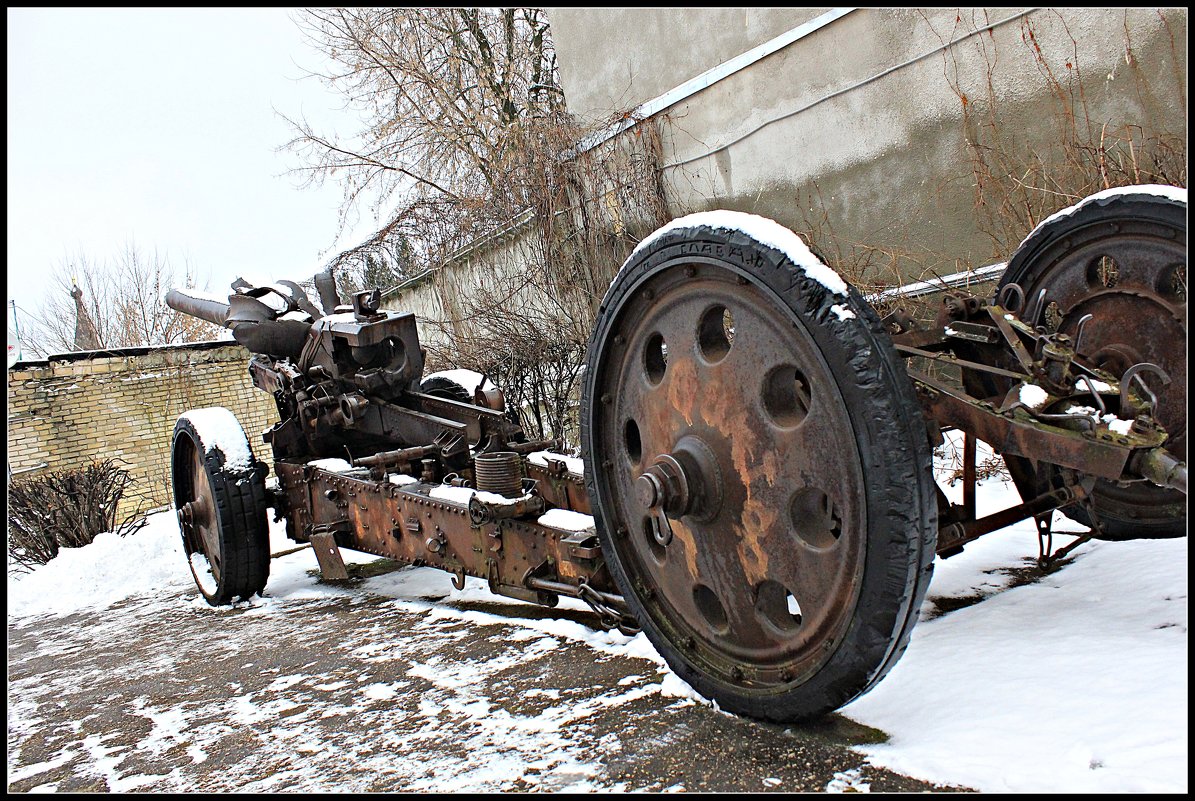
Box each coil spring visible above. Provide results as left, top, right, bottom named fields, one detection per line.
left=473, top=451, right=523, bottom=498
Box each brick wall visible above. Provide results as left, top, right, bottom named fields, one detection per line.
left=7, top=342, right=279, bottom=518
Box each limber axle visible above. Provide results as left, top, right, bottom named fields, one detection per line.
left=937, top=482, right=1089, bottom=554
left=898, top=289, right=1187, bottom=557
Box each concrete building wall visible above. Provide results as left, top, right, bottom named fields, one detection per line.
left=383, top=270, right=453, bottom=355
left=547, top=7, right=827, bottom=117
left=7, top=343, right=278, bottom=518
left=380, top=228, right=544, bottom=359
left=546, top=7, right=1187, bottom=284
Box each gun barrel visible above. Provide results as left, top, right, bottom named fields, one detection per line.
left=166, top=289, right=232, bottom=328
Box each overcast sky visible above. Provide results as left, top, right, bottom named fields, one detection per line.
left=7, top=8, right=374, bottom=352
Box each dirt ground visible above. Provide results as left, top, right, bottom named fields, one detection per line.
left=7, top=560, right=971, bottom=792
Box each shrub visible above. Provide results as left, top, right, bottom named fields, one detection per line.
left=7, top=459, right=146, bottom=573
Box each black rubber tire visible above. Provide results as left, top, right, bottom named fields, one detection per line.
left=420, top=374, right=475, bottom=404
left=581, top=216, right=938, bottom=722
left=171, top=409, right=271, bottom=605
left=996, top=188, right=1187, bottom=540
left=422, top=371, right=527, bottom=432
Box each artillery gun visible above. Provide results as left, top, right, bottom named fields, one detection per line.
left=167, top=185, right=1186, bottom=722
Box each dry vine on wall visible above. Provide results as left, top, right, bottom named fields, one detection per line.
left=784, top=8, right=1186, bottom=473
left=938, top=8, right=1187, bottom=257
left=789, top=9, right=1185, bottom=328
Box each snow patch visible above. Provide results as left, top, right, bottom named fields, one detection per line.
left=1017, top=384, right=1049, bottom=409
left=174, top=286, right=229, bottom=305
left=1062, top=407, right=1134, bottom=435
left=1023, top=184, right=1186, bottom=247
left=630, top=210, right=849, bottom=296
left=318, top=312, right=365, bottom=324
left=189, top=552, right=218, bottom=596
left=255, top=289, right=291, bottom=312
left=537, top=509, right=596, bottom=532
left=428, top=484, right=527, bottom=506
left=178, top=407, right=254, bottom=471
left=842, top=442, right=1188, bottom=793
left=830, top=303, right=856, bottom=321
left=8, top=512, right=191, bottom=619
left=308, top=458, right=356, bottom=474
left=527, top=450, right=585, bottom=477
left=1105, top=417, right=1134, bottom=435
left=826, top=768, right=870, bottom=793
left=361, top=682, right=406, bottom=702
left=1076, top=377, right=1112, bottom=393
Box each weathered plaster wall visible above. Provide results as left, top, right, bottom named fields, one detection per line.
left=546, top=7, right=1187, bottom=281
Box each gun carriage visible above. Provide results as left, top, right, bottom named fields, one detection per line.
left=167, top=185, right=1186, bottom=722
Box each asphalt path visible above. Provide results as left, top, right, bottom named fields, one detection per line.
left=7, top=560, right=970, bottom=792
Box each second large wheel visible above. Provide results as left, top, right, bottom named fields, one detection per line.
left=171, top=407, right=271, bottom=605
left=582, top=212, right=937, bottom=722
left=994, top=187, right=1187, bottom=539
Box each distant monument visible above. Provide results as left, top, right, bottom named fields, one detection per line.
left=72, top=282, right=102, bottom=351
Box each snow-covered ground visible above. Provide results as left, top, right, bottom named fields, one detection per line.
left=7, top=442, right=1187, bottom=793
left=843, top=459, right=1188, bottom=793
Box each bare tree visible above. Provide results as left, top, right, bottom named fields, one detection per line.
left=24, top=243, right=226, bottom=358
left=285, top=7, right=564, bottom=282
left=286, top=8, right=674, bottom=441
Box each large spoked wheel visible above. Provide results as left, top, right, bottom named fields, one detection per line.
left=996, top=187, right=1186, bottom=539
left=171, top=408, right=271, bottom=605
left=582, top=213, right=937, bottom=722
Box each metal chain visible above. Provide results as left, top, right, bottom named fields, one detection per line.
left=1035, top=512, right=1053, bottom=567
left=577, top=581, right=641, bottom=637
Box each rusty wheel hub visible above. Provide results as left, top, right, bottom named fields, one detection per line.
left=590, top=263, right=866, bottom=688
left=181, top=444, right=223, bottom=584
